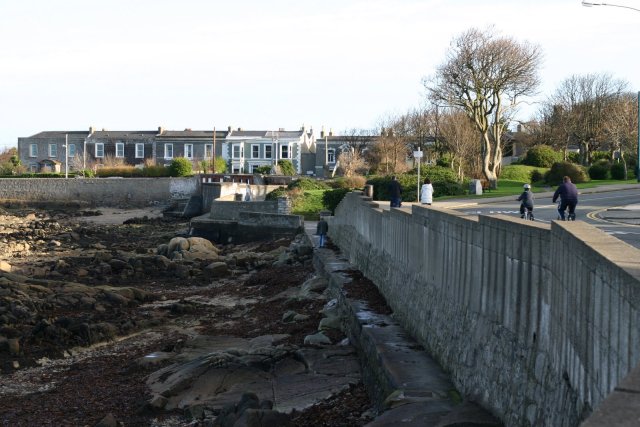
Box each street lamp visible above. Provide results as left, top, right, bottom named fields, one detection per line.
left=581, top=1, right=640, bottom=12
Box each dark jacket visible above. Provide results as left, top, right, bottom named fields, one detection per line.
left=316, top=220, right=328, bottom=235
left=517, top=190, right=534, bottom=208
left=388, top=180, right=402, bottom=199
left=552, top=182, right=578, bottom=203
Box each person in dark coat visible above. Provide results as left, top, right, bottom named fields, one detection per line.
left=517, top=183, right=534, bottom=219
left=552, top=176, right=579, bottom=220
left=388, top=176, right=402, bottom=208
left=316, top=218, right=329, bottom=248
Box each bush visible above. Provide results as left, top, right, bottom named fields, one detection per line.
left=330, top=175, right=367, bottom=189
left=610, top=161, right=627, bottom=180
left=254, top=165, right=272, bottom=174
left=530, top=169, right=544, bottom=183
left=567, top=152, right=581, bottom=164
left=265, top=186, right=288, bottom=200
left=500, top=165, right=546, bottom=182
left=142, top=165, right=171, bottom=177
left=366, top=167, right=463, bottom=202
left=95, top=166, right=142, bottom=177
left=168, top=158, right=193, bottom=177
left=288, top=177, right=330, bottom=191
left=322, top=188, right=350, bottom=214
left=278, top=160, right=295, bottom=176
left=590, top=151, right=610, bottom=163
left=588, top=159, right=610, bottom=180
left=522, top=145, right=562, bottom=168
left=544, top=161, right=588, bottom=185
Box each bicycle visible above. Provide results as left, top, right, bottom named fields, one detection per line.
left=521, top=207, right=534, bottom=221
left=557, top=201, right=575, bottom=221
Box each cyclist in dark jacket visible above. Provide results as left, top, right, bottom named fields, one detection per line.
left=517, top=184, right=534, bottom=219
left=552, top=176, right=579, bottom=220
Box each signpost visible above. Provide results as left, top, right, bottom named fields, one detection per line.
left=414, top=149, right=423, bottom=202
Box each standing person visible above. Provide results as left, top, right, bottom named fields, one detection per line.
left=316, top=217, right=328, bottom=248
left=388, top=176, right=402, bottom=208
left=517, top=183, right=534, bottom=220
left=552, top=176, right=579, bottom=220
left=420, top=177, right=434, bottom=205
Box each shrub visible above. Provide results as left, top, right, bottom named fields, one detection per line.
left=567, top=152, right=581, bottom=164
left=530, top=169, right=544, bottom=183
left=278, top=160, right=295, bottom=176
left=142, top=165, right=171, bottom=177
left=288, top=177, right=330, bottom=191
left=366, top=167, right=462, bottom=202
left=544, top=161, right=588, bottom=185
left=95, top=166, right=143, bottom=177
left=522, top=145, right=562, bottom=168
left=330, top=175, right=366, bottom=189
left=500, top=165, right=546, bottom=182
left=265, top=187, right=288, bottom=200
left=322, top=188, right=350, bottom=214
left=610, top=161, right=627, bottom=180
left=588, top=159, right=610, bottom=180
left=255, top=165, right=272, bottom=174
left=168, top=158, right=193, bottom=177
left=590, top=151, right=610, bottom=163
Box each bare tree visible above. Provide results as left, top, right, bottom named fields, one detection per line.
left=439, top=110, right=481, bottom=180
left=337, top=149, right=367, bottom=177
left=604, top=92, right=639, bottom=179
left=549, top=73, right=628, bottom=164
left=370, top=117, right=411, bottom=174
left=425, top=27, right=542, bottom=188
left=340, top=128, right=375, bottom=155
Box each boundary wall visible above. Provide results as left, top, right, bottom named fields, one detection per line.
left=329, top=192, right=640, bottom=426
left=0, top=177, right=199, bottom=208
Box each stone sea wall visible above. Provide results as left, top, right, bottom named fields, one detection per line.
left=328, top=192, right=640, bottom=426
left=0, top=177, right=199, bottom=208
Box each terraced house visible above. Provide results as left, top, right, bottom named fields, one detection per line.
left=18, top=125, right=321, bottom=175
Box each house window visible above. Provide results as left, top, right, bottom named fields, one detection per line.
left=327, top=148, right=336, bottom=163
left=164, top=144, right=173, bottom=159
left=135, top=143, right=144, bottom=158
left=251, top=144, right=260, bottom=159
left=29, top=163, right=38, bottom=172
left=48, top=144, right=57, bottom=158
left=232, top=144, right=243, bottom=159
left=280, top=145, right=289, bottom=159
left=265, top=145, right=272, bottom=159
left=95, top=143, right=104, bottom=158
left=184, top=144, right=193, bottom=159
left=68, top=144, right=76, bottom=158
left=29, top=144, right=38, bottom=157
left=251, top=164, right=261, bottom=173
left=116, top=143, right=124, bottom=158
left=205, top=144, right=213, bottom=159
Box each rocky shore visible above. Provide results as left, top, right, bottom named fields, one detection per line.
left=0, top=206, right=371, bottom=426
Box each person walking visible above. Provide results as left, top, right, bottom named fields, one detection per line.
left=316, top=218, right=328, bottom=248
left=552, top=176, right=578, bottom=220
left=517, top=183, right=534, bottom=220
left=420, top=177, right=433, bottom=205
left=388, top=176, right=402, bottom=208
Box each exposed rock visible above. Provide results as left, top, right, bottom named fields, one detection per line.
left=303, top=332, right=331, bottom=346
left=205, top=262, right=231, bottom=278
left=94, top=413, right=118, bottom=427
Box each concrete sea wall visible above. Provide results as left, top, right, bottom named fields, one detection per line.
left=0, top=177, right=199, bottom=208
left=329, top=192, right=640, bottom=426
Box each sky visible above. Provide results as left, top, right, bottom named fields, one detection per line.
left=1, top=0, right=639, bottom=150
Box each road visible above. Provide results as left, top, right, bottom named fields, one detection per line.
left=453, top=188, right=640, bottom=248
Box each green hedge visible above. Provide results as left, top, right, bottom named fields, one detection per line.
left=500, top=165, right=547, bottom=182
left=366, top=167, right=464, bottom=202
left=522, top=145, right=562, bottom=167
left=544, top=162, right=589, bottom=185
left=288, top=177, right=330, bottom=190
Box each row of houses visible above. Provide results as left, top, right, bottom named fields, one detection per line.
left=17, top=125, right=380, bottom=178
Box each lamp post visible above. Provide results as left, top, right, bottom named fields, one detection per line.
left=64, top=133, right=69, bottom=179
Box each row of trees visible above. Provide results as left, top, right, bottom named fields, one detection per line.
left=336, top=26, right=638, bottom=188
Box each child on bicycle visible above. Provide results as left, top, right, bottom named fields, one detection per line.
left=517, top=184, right=534, bottom=220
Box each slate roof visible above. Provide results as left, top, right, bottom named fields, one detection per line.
left=27, top=131, right=89, bottom=138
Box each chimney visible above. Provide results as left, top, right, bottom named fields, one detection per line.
left=184, top=128, right=192, bottom=131
left=279, top=127, right=285, bottom=132
left=320, top=126, right=325, bottom=139
left=228, top=126, right=232, bottom=132
left=329, top=128, right=333, bottom=137
left=238, top=127, right=242, bottom=131
left=89, top=126, right=95, bottom=134
left=158, top=126, right=164, bottom=134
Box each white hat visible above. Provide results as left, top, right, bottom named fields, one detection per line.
left=523, top=184, right=531, bottom=189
